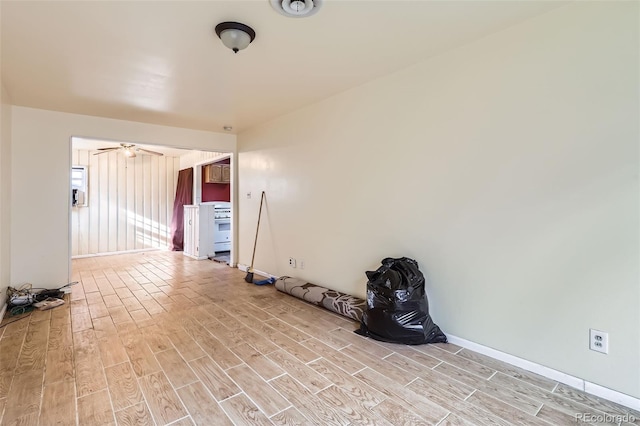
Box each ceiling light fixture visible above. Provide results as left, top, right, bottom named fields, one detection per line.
left=270, top=0, right=323, bottom=18
left=223, top=126, right=233, bottom=131
left=215, top=22, right=256, bottom=53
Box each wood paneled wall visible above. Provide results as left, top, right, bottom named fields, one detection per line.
left=71, top=149, right=180, bottom=256
left=178, top=150, right=226, bottom=170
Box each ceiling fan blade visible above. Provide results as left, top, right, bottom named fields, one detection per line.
left=136, top=148, right=163, bottom=156
left=96, top=147, right=120, bottom=151
left=93, top=148, right=119, bottom=155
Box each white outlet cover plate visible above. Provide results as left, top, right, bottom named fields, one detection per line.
left=589, top=329, right=609, bottom=354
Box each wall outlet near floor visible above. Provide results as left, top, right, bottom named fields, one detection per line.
left=288, top=257, right=296, bottom=268
left=589, top=329, right=609, bottom=354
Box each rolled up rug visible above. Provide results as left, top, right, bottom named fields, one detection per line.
left=275, top=277, right=366, bottom=322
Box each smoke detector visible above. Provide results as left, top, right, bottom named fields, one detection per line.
left=270, top=0, right=323, bottom=18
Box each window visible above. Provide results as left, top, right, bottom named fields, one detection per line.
left=71, top=166, right=88, bottom=207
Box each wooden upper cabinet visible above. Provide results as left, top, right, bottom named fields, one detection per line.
left=204, top=163, right=231, bottom=184
left=221, top=164, right=231, bottom=183
left=207, top=164, right=222, bottom=183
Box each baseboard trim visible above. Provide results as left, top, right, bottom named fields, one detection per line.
left=584, top=381, right=640, bottom=412
left=72, top=248, right=161, bottom=259
left=446, top=334, right=640, bottom=411
left=183, top=253, right=209, bottom=261
left=0, top=302, right=6, bottom=321
left=236, top=264, right=278, bottom=279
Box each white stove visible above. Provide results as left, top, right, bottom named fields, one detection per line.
left=203, top=202, right=231, bottom=252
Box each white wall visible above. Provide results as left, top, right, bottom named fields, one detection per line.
left=0, top=84, right=12, bottom=309
left=179, top=150, right=227, bottom=170
left=71, top=149, right=180, bottom=256
left=11, top=107, right=235, bottom=288
left=238, top=2, right=639, bottom=399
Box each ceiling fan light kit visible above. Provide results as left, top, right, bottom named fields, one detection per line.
left=215, top=21, right=256, bottom=53
left=270, top=0, right=323, bottom=17
left=123, top=146, right=135, bottom=157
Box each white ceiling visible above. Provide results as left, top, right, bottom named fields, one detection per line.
left=1, top=1, right=567, bottom=133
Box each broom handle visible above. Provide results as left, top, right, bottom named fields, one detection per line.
left=249, top=191, right=266, bottom=270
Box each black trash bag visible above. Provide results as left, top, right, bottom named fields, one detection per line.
left=356, top=257, right=447, bottom=345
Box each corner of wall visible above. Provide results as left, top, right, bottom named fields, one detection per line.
left=0, top=83, right=13, bottom=310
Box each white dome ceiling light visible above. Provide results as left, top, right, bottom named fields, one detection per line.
left=215, top=22, right=256, bottom=53
left=270, top=0, right=323, bottom=18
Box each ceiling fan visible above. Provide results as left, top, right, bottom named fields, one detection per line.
left=93, top=143, right=163, bottom=158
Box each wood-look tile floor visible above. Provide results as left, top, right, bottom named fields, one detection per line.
left=1, top=251, right=638, bottom=425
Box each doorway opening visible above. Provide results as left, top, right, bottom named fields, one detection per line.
left=195, top=154, right=232, bottom=265
left=69, top=136, right=235, bottom=268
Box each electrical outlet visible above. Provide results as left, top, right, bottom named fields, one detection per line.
left=300, top=260, right=305, bottom=269
left=288, top=257, right=296, bottom=268
left=246, top=192, right=251, bottom=199
left=589, top=329, right=609, bottom=354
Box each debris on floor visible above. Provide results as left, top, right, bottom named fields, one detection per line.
left=209, top=251, right=230, bottom=264
left=5, top=282, right=75, bottom=316
left=357, top=256, right=447, bottom=345
left=32, top=297, right=66, bottom=311
left=254, top=277, right=276, bottom=286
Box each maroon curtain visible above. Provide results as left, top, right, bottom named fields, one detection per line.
left=171, top=168, right=193, bottom=251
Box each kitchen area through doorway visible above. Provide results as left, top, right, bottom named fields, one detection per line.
left=183, top=154, right=234, bottom=265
